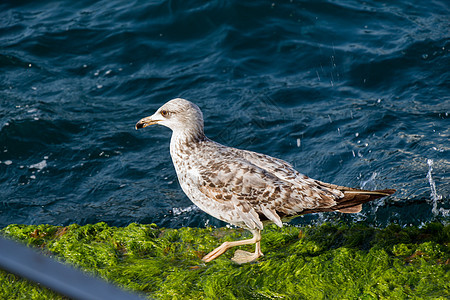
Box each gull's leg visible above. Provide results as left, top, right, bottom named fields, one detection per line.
left=231, top=230, right=264, bottom=264
left=202, top=229, right=262, bottom=263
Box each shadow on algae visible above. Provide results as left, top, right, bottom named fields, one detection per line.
left=1, top=222, right=449, bottom=299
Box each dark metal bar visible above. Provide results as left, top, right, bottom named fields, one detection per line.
left=0, top=236, right=145, bottom=300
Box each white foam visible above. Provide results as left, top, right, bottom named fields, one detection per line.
left=29, top=160, right=47, bottom=171
left=172, top=205, right=198, bottom=216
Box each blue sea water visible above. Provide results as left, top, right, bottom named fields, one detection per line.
left=0, top=0, right=448, bottom=229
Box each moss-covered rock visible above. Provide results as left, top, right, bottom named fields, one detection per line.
left=1, top=222, right=449, bottom=299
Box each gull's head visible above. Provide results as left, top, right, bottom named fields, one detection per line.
left=135, top=98, right=204, bottom=136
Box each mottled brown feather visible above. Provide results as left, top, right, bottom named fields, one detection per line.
left=137, top=99, right=396, bottom=231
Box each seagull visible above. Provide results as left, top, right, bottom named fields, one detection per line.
left=135, top=98, right=395, bottom=264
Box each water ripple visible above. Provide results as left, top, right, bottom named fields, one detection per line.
left=0, top=0, right=448, bottom=228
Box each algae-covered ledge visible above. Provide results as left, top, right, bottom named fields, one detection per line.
left=1, top=222, right=449, bottom=299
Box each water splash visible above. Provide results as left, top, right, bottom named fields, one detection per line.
left=361, top=172, right=378, bottom=189
left=426, top=159, right=449, bottom=217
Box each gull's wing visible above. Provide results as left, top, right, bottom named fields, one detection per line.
left=195, top=144, right=340, bottom=229
left=195, top=142, right=394, bottom=229
left=238, top=148, right=395, bottom=213
left=238, top=148, right=344, bottom=196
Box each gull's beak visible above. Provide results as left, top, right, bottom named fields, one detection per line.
left=135, top=115, right=160, bottom=130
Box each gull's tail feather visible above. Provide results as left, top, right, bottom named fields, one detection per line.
left=300, top=188, right=395, bottom=215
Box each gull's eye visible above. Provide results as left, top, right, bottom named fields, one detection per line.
left=161, top=110, right=169, bottom=117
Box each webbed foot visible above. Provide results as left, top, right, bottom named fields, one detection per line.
left=231, top=249, right=262, bottom=264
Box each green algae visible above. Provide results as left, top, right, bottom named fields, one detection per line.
left=1, top=222, right=449, bottom=299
